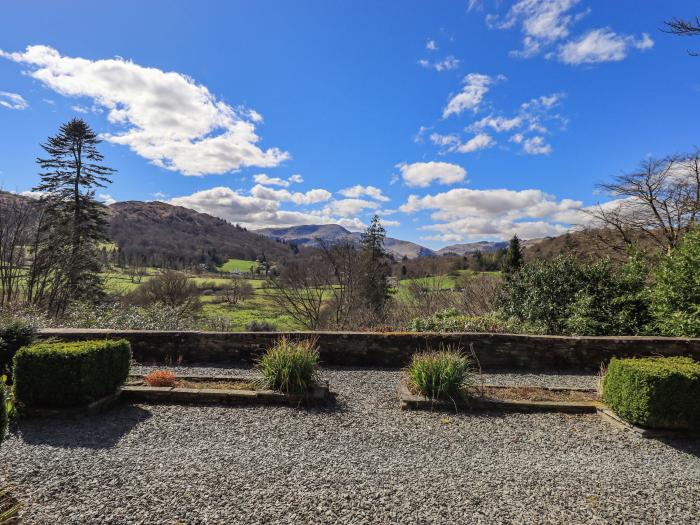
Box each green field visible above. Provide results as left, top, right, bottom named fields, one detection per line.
left=218, top=258, right=257, bottom=273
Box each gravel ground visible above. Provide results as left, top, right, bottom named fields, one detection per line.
left=1, top=367, right=698, bottom=524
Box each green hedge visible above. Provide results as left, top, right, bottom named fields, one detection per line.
left=13, top=339, right=131, bottom=409
left=0, top=382, right=7, bottom=446
left=0, top=318, right=36, bottom=377
left=603, top=357, right=700, bottom=430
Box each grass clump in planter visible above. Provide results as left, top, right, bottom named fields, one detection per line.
left=13, top=339, right=131, bottom=409
left=603, top=356, right=700, bottom=430
left=144, top=370, right=178, bottom=387
left=407, top=347, right=475, bottom=400
left=259, top=337, right=319, bottom=395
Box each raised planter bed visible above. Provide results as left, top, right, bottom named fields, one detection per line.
left=399, top=382, right=602, bottom=413
left=122, top=375, right=335, bottom=406
left=597, top=407, right=700, bottom=439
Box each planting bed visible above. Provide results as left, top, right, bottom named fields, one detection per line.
left=122, top=374, right=334, bottom=406
left=399, top=382, right=601, bottom=413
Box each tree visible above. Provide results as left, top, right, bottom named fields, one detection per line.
left=26, top=119, right=115, bottom=314
left=220, top=279, right=254, bottom=305
left=664, top=16, right=700, bottom=55
left=649, top=228, right=700, bottom=336
left=584, top=152, right=700, bottom=255
left=358, top=215, right=392, bottom=317
left=501, top=235, right=523, bottom=274
left=128, top=270, right=201, bottom=319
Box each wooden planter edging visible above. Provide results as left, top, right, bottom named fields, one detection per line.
left=20, top=390, right=122, bottom=419
left=596, top=407, right=700, bottom=439
left=398, top=383, right=602, bottom=413
left=121, top=376, right=335, bottom=407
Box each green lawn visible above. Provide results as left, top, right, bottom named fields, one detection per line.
left=218, top=258, right=257, bottom=273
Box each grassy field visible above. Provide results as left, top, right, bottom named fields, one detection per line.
left=217, top=258, right=258, bottom=273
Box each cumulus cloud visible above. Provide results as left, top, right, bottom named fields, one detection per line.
left=396, top=161, right=467, bottom=188
left=0, top=45, right=289, bottom=176
left=338, top=185, right=390, bottom=202
left=252, top=173, right=303, bottom=187
left=250, top=184, right=331, bottom=205
left=470, top=115, right=523, bottom=132
left=323, top=198, right=379, bottom=217
left=443, top=73, right=496, bottom=118
left=486, top=0, right=653, bottom=65
left=559, top=29, right=654, bottom=64
left=400, top=187, right=581, bottom=241
left=426, top=40, right=438, bottom=51
left=169, top=186, right=365, bottom=231
left=0, top=91, right=28, bottom=110
left=98, top=193, right=117, bottom=205
left=522, top=136, right=552, bottom=155
left=430, top=132, right=495, bottom=154
left=418, top=56, right=460, bottom=72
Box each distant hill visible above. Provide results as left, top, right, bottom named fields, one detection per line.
left=255, top=224, right=435, bottom=259
left=436, top=241, right=510, bottom=256
left=108, top=201, right=297, bottom=268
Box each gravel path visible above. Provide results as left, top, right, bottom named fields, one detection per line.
left=1, top=367, right=698, bottom=524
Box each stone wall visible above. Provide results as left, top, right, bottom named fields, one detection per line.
left=38, top=329, right=700, bottom=370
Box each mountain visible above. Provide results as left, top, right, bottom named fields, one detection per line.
left=255, top=224, right=435, bottom=259
left=108, top=201, right=297, bottom=268
left=435, top=241, right=509, bottom=256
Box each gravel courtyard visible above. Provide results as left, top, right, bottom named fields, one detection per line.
left=1, top=367, right=699, bottom=524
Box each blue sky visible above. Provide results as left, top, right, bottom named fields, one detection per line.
left=0, top=0, right=698, bottom=248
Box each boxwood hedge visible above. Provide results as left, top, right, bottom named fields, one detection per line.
left=603, top=356, right=700, bottom=430
left=0, top=318, right=36, bottom=378
left=13, top=339, right=131, bottom=409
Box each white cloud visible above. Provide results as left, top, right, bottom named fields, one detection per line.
left=443, top=73, right=495, bottom=118
left=396, top=161, right=467, bottom=188
left=522, top=136, right=552, bottom=155
left=426, top=40, right=438, bottom=51
left=0, top=91, right=28, bottom=110
left=0, top=45, right=288, bottom=176
left=470, top=115, right=523, bottom=132
left=288, top=174, right=304, bottom=184
left=250, top=184, right=331, bottom=205
left=323, top=198, right=379, bottom=217
left=254, top=174, right=290, bottom=187
left=455, top=133, right=495, bottom=153
left=419, top=56, right=461, bottom=72
left=169, top=186, right=365, bottom=231
left=559, top=29, right=654, bottom=65
left=429, top=133, right=460, bottom=147
left=401, top=187, right=581, bottom=241
left=98, top=193, right=117, bottom=205
left=338, top=185, right=390, bottom=202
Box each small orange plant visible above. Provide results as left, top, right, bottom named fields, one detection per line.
left=144, top=370, right=177, bottom=387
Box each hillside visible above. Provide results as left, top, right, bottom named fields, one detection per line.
left=436, top=241, right=509, bottom=256
left=255, top=224, right=435, bottom=259
left=108, top=201, right=296, bottom=268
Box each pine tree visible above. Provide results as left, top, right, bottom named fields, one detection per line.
left=359, top=215, right=392, bottom=316
left=29, top=119, right=115, bottom=313
left=502, top=234, right=524, bottom=274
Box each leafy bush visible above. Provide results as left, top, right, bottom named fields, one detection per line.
left=408, top=309, right=544, bottom=334
left=603, top=357, right=700, bottom=430
left=246, top=320, right=278, bottom=332
left=63, top=302, right=199, bottom=331
left=649, top=229, right=700, bottom=336
left=13, top=339, right=131, bottom=408
left=406, top=347, right=474, bottom=400
left=258, top=337, right=319, bottom=394
left=0, top=318, right=36, bottom=377
left=495, top=254, right=650, bottom=335
left=0, top=382, right=7, bottom=447
left=144, top=370, right=177, bottom=387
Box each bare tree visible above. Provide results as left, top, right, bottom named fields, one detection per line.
left=219, top=279, right=254, bottom=306
left=664, top=16, right=700, bottom=55
left=0, top=194, right=36, bottom=306
left=267, top=257, right=330, bottom=330
left=583, top=152, right=700, bottom=254
left=126, top=270, right=201, bottom=319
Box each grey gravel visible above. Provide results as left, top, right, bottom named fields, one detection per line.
left=1, top=367, right=698, bottom=524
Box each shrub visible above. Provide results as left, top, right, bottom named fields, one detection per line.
left=649, top=229, right=700, bottom=336
left=408, top=309, right=544, bottom=334
left=258, top=337, right=319, bottom=394
left=13, top=339, right=131, bottom=408
left=407, top=348, right=474, bottom=400
left=0, top=382, right=7, bottom=447
left=602, top=357, right=700, bottom=430
left=246, top=320, right=278, bottom=332
left=144, top=370, right=177, bottom=387
left=0, top=318, right=36, bottom=377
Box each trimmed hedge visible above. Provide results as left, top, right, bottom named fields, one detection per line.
left=0, top=318, right=36, bottom=377
left=0, top=382, right=7, bottom=446
left=603, top=356, right=700, bottom=430
left=13, top=339, right=131, bottom=409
